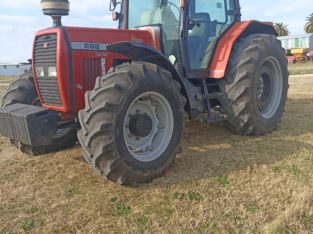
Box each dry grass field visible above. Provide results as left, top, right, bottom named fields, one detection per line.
left=289, top=62, right=313, bottom=75
left=1, top=72, right=313, bottom=233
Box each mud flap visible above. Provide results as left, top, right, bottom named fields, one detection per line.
left=0, top=104, right=58, bottom=147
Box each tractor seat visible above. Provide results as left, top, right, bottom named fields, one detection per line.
left=188, top=13, right=217, bottom=69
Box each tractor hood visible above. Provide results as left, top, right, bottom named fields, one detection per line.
left=32, top=26, right=159, bottom=113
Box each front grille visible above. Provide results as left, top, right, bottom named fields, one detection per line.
left=83, top=58, right=102, bottom=90
left=34, top=34, right=62, bottom=106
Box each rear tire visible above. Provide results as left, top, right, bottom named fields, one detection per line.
left=78, top=62, right=185, bottom=185
left=1, top=71, right=77, bottom=155
left=218, top=34, right=288, bottom=136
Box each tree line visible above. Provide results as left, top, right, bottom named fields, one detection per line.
left=274, top=13, right=313, bottom=36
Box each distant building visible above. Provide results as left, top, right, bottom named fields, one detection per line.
left=0, top=63, right=31, bottom=76
left=278, top=33, right=313, bottom=50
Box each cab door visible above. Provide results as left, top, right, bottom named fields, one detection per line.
left=185, top=0, right=236, bottom=70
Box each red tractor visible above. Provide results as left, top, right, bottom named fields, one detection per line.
left=0, top=0, right=288, bottom=185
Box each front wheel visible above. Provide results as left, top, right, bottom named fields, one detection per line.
left=218, top=34, right=289, bottom=136
left=78, top=62, right=185, bottom=185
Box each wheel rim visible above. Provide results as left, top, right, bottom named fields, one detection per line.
left=123, top=92, right=174, bottom=162
left=257, top=57, right=283, bottom=119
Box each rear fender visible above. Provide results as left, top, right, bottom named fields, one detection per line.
left=209, top=21, right=277, bottom=79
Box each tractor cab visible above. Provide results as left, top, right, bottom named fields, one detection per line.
left=114, top=0, right=240, bottom=73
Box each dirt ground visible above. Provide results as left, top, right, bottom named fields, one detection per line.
left=1, top=74, right=313, bottom=233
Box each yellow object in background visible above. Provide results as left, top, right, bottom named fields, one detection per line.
left=291, top=48, right=310, bottom=54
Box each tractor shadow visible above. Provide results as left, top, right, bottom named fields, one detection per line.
left=144, top=97, right=313, bottom=188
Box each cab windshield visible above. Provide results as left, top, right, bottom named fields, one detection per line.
left=128, top=0, right=180, bottom=29
left=128, top=0, right=181, bottom=59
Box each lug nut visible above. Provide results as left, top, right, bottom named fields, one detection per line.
left=158, top=124, right=164, bottom=129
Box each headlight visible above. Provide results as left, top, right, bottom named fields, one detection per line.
left=48, top=66, right=57, bottom=77
left=35, top=67, right=44, bottom=77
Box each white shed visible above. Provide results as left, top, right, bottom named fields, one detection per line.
left=278, top=33, right=313, bottom=50
left=0, top=63, right=31, bottom=76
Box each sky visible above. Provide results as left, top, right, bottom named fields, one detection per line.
left=0, top=0, right=312, bottom=63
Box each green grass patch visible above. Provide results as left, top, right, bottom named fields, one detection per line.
left=216, top=175, right=230, bottom=186
left=137, top=216, right=150, bottom=225
left=244, top=203, right=258, bottom=213
left=188, top=191, right=202, bottom=202
left=20, top=219, right=43, bottom=232
left=115, top=204, right=131, bottom=216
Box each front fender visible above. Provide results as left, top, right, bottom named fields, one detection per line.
left=107, top=42, right=205, bottom=117
left=107, top=41, right=178, bottom=78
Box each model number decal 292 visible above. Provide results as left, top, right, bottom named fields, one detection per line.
left=84, top=43, right=100, bottom=50
left=71, top=42, right=107, bottom=51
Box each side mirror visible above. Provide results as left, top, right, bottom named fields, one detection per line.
left=188, top=20, right=196, bottom=30
left=112, top=11, right=121, bottom=21
left=110, top=0, right=121, bottom=11
left=188, top=19, right=200, bottom=30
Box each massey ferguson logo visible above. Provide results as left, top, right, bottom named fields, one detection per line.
left=43, top=42, right=48, bottom=48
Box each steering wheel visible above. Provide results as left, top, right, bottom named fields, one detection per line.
left=167, top=1, right=180, bottom=12
left=167, top=1, right=180, bottom=19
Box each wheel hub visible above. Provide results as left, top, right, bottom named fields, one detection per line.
left=123, top=92, right=174, bottom=162
left=129, top=113, right=153, bottom=137
left=257, top=71, right=272, bottom=112
left=256, top=57, right=283, bottom=119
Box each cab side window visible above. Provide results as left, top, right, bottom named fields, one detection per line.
left=187, top=0, right=235, bottom=69
left=195, top=0, right=227, bottom=23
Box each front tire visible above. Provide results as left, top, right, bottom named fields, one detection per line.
left=218, top=34, right=288, bottom=136
left=2, top=71, right=39, bottom=107
left=78, top=62, right=185, bottom=185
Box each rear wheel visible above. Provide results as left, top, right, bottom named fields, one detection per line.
left=218, top=34, right=288, bottom=136
left=1, top=71, right=77, bottom=155
left=78, top=62, right=185, bottom=185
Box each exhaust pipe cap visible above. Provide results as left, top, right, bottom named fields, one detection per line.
left=40, top=0, right=70, bottom=26
left=41, top=0, right=70, bottom=16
